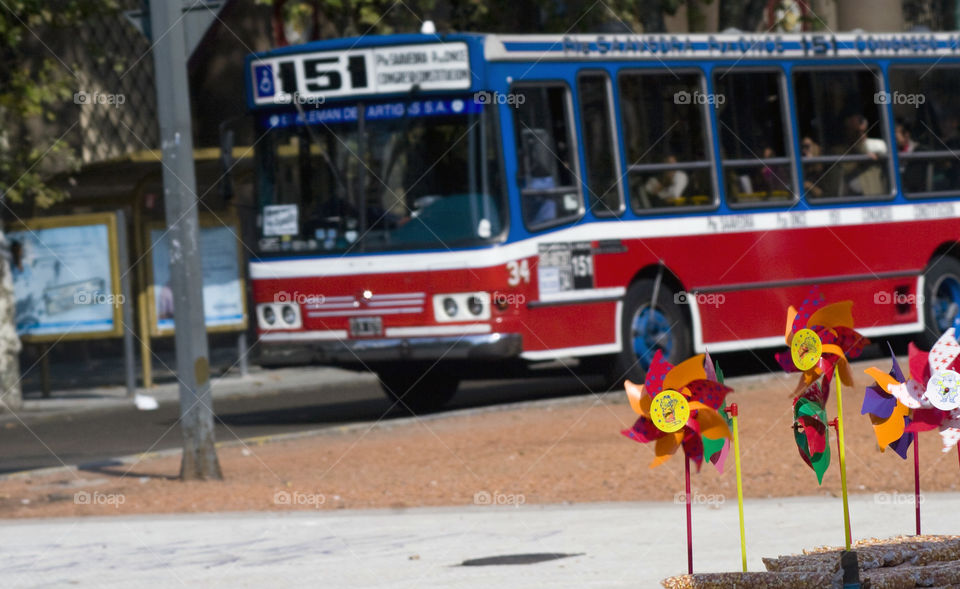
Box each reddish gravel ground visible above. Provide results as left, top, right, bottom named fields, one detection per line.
left=2, top=358, right=959, bottom=519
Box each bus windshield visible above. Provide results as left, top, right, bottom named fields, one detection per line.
left=256, top=97, right=504, bottom=255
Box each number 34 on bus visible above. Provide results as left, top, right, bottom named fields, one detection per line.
left=245, top=30, right=960, bottom=411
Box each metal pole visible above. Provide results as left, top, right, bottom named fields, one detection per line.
left=148, top=0, right=222, bottom=480
left=115, top=211, right=136, bottom=397
left=237, top=332, right=248, bottom=378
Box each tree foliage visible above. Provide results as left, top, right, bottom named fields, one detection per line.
left=0, top=0, right=118, bottom=209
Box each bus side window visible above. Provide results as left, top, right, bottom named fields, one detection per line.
left=793, top=69, right=892, bottom=201
left=888, top=67, right=960, bottom=198
left=714, top=70, right=795, bottom=206
left=577, top=72, right=623, bottom=216
left=512, top=85, right=583, bottom=230
left=618, top=70, right=714, bottom=212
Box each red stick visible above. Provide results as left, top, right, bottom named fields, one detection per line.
left=914, top=435, right=921, bottom=536
left=685, top=454, right=693, bottom=574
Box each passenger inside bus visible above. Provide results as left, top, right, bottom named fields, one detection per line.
left=896, top=118, right=931, bottom=193
left=835, top=108, right=888, bottom=197
left=642, top=154, right=688, bottom=206
left=800, top=137, right=824, bottom=199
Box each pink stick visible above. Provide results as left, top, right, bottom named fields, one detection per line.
left=914, top=435, right=921, bottom=536
left=685, top=455, right=693, bottom=574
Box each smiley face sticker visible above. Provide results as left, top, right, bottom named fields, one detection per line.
left=926, top=370, right=960, bottom=411
left=791, top=328, right=823, bottom=371
left=650, top=390, right=691, bottom=433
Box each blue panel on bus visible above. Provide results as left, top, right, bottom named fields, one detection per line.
left=261, top=97, right=483, bottom=129
left=253, top=64, right=276, bottom=99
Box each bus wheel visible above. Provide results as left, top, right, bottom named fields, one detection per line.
left=609, top=279, right=692, bottom=386
left=377, top=366, right=460, bottom=414
left=921, top=255, right=960, bottom=347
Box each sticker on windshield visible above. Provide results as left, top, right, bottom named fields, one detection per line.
left=263, top=205, right=299, bottom=237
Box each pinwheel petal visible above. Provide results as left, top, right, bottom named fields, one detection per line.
left=785, top=305, right=799, bottom=343
left=704, top=351, right=717, bottom=382
left=645, top=350, right=671, bottom=395
left=862, top=384, right=897, bottom=419
left=686, top=380, right=733, bottom=410
left=682, top=432, right=704, bottom=470
left=929, top=328, right=960, bottom=373
left=905, top=408, right=948, bottom=432
left=621, top=417, right=664, bottom=444
left=864, top=367, right=900, bottom=400
left=888, top=427, right=913, bottom=459
left=908, top=342, right=931, bottom=387
left=664, top=354, right=707, bottom=392
left=693, top=405, right=732, bottom=441
left=889, top=379, right=924, bottom=409
left=940, top=427, right=960, bottom=451
left=808, top=300, right=855, bottom=330
left=888, top=342, right=906, bottom=382
left=872, top=402, right=909, bottom=449
left=651, top=431, right=683, bottom=468
left=624, top=380, right=650, bottom=417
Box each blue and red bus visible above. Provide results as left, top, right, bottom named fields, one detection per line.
left=245, top=31, right=960, bottom=410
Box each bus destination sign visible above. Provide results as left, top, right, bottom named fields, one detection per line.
left=490, top=33, right=960, bottom=61
left=250, top=42, right=471, bottom=106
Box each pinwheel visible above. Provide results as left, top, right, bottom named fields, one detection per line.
left=621, top=350, right=737, bottom=574
left=793, top=382, right=831, bottom=484
left=862, top=345, right=914, bottom=459
left=622, top=350, right=733, bottom=470
left=776, top=293, right=869, bottom=397
left=775, top=291, right=867, bottom=549
left=866, top=329, right=960, bottom=451
left=862, top=331, right=960, bottom=536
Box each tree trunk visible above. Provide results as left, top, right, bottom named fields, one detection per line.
left=0, top=227, right=23, bottom=413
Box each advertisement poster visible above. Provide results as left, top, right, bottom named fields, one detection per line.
left=149, top=224, right=246, bottom=333
left=10, top=217, right=120, bottom=339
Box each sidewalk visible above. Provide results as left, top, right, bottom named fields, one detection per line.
left=7, top=344, right=377, bottom=422
left=1, top=493, right=956, bottom=588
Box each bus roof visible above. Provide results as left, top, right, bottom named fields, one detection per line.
left=250, top=30, right=960, bottom=62
left=246, top=31, right=960, bottom=109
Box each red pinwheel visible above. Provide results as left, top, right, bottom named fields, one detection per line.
left=776, top=293, right=868, bottom=397
left=622, top=350, right=733, bottom=470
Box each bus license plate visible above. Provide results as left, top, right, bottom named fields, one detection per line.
left=350, top=316, right=382, bottom=337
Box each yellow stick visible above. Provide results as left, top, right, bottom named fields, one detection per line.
left=731, top=410, right=747, bottom=571
left=835, top=366, right=852, bottom=549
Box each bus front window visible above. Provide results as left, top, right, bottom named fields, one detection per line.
left=256, top=98, right=504, bottom=254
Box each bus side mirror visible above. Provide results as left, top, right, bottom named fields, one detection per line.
left=219, top=124, right=235, bottom=201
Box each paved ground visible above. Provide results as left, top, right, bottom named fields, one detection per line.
left=1, top=493, right=956, bottom=588
left=0, top=367, right=602, bottom=475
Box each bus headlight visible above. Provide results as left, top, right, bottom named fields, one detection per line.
left=467, top=295, right=484, bottom=316
left=262, top=306, right=276, bottom=326
left=433, top=293, right=490, bottom=322
left=257, top=302, right=302, bottom=329
left=443, top=297, right=459, bottom=317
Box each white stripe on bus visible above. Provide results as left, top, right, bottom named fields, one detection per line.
left=249, top=202, right=958, bottom=279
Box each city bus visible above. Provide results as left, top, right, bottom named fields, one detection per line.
left=245, top=30, right=960, bottom=411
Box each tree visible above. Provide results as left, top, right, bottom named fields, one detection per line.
left=0, top=1, right=118, bottom=412
left=718, top=0, right=770, bottom=31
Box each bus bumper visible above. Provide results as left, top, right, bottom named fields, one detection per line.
left=258, top=333, right=523, bottom=365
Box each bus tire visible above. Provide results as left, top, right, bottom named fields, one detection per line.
left=377, top=366, right=459, bottom=414
left=608, top=279, right=692, bottom=387
left=920, top=255, right=960, bottom=348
